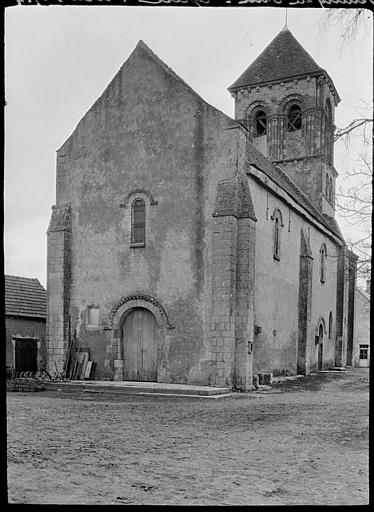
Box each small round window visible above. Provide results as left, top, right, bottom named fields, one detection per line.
left=287, top=105, right=302, bottom=132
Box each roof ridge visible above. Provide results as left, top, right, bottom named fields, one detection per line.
left=5, top=274, right=40, bottom=281
left=134, top=39, right=210, bottom=106
left=58, top=39, right=234, bottom=153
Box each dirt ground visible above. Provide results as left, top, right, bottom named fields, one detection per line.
left=7, top=367, right=369, bottom=505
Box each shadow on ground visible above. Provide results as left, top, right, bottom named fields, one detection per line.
left=271, top=372, right=345, bottom=393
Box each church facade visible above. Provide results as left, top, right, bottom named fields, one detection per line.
left=46, top=29, right=356, bottom=389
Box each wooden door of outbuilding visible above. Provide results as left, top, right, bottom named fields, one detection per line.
left=123, top=308, right=158, bottom=382
left=14, top=338, right=38, bottom=373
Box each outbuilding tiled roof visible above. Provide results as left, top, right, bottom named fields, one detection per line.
left=5, top=275, right=47, bottom=319
left=229, top=28, right=339, bottom=101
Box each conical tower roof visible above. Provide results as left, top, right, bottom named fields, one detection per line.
left=229, top=28, right=339, bottom=101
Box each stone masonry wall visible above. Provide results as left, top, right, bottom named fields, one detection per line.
left=210, top=214, right=256, bottom=390
left=210, top=128, right=257, bottom=390
left=233, top=75, right=337, bottom=213
left=46, top=205, right=71, bottom=374
left=233, top=217, right=256, bottom=389
left=210, top=216, right=238, bottom=387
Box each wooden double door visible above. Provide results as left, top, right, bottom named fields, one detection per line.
left=122, top=308, right=159, bottom=382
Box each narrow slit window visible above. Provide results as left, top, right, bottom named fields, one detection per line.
left=131, top=198, right=146, bottom=246
left=271, top=208, right=283, bottom=261
left=274, top=217, right=280, bottom=259
left=328, top=312, right=333, bottom=339
left=320, top=244, right=327, bottom=283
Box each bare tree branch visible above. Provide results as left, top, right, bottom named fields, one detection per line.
left=321, top=8, right=370, bottom=52
left=319, top=8, right=372, bottom=281
left=334, top=118, right=373, bottom=142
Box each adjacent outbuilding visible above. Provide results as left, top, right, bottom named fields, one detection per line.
left=5, top=275, right=47, bottom=374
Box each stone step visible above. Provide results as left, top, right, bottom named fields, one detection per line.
left=43, top=380, right=231, bottom=397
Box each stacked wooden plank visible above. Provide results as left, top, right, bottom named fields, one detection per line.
left=68, top=348, right=96, bottom=380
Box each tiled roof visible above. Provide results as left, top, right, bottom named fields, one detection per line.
left=229, top=29, right=336, bottom=95
left=245, top=144, right=343, bottom=242
left=5, top=275, right=47, bottom=319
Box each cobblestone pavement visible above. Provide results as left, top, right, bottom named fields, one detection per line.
left=7, top=367, right=369, bottom=505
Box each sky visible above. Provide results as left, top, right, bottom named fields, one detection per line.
left=4, top=5, right=373, bottom=288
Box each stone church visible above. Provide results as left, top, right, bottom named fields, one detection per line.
left=46, top=28, right=357, bottom=390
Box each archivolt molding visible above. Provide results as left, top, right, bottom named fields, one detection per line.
left=244, top=101, right=269, bottom=119
left=120, top=189, right=158, bottom=208
left=279, top=94, right=305, bottom=113
left=108, top=294, right=175, bottom=330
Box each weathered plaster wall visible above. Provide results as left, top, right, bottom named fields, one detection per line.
left=248, top=175, right=339, bottom=375
left=307, top=224, right=338, bottom=372
left=54, top=43, right=238, bottom=383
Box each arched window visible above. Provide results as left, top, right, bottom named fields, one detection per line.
left=131, top=198, right=146, bottom=246
left=254, top=110, right=267, bottom=137
left=287, top=104, right=302, bottom=132
left=320, top=244, right=327, bottom=283
left=328, top=312, right=333, bottom=339
left=271, top=208, right=283, bottom=260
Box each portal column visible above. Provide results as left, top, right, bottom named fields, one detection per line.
left=268, top=114, right=284, bottom=161
left=113, top=328, right=124, bottom=381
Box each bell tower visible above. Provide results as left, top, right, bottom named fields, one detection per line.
left=228, top=28, right=340, bottom=217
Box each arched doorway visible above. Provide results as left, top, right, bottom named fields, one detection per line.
left=122, top=307, right=159, bottom=381
left=318, top=323, right=324, bottom=371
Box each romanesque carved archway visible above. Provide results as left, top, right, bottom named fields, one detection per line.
left=108, top=294, right=175, bottom=331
